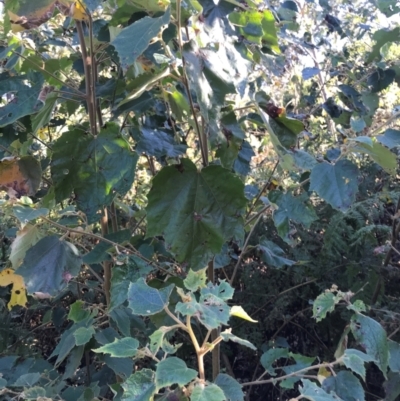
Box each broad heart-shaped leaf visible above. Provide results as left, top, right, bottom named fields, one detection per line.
left=191, top=383, right=225, bottom=401
left=261, top=348, right=289, bottom=376
left=0, top=71, right=44, bottom=127
left=16, top=236, right=82, bottom=296
left=377, top=129, right=400, bottom=149
left=93, top=337, right=139, bottom=358
left=110, top=255, right=152, bottom=312
left=342, top=349, right=375, bottom=381
left=310, top=160, right=358, bottom=212
left=214, top=373, right=244, bottom=401
left=146, top=158, right=246, bottom=270
left=201, top=280, right=234, bottom=301
left=0, top=156, right=42, bottom=197
left=73, top=326, right=95, bottom=346
left=313, top=292, right=342, bottom=322
left=269, top=190, right=317, bottom=241
left=257, top=237, right=295, bottom=268
left=322, top=371, right=365, bottom=401
left=122, top=369, right=156, bottom=401
left=136, top=127, right=187, bottom=158
left=155, top=357, right=197, bottom=389
left=51, top=123, right=138, bottom=223
left=128, top=278, right=174, bottom=316
left=112, top=8, right=170, bottom=71
left=299, top=379, right=341, bottom=401
left=350, top=314, right=389, bottom=377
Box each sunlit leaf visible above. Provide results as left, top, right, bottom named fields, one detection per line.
left=0, top=268, right=27, bottom=309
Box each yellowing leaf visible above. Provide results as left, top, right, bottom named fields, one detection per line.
left=71, top=1, right=89, bottom=21
left=230, top=305, right=258, bottom=323
left=317, top=365, right=332, bottom=384
left=0, top=268, right=27, bottom=309
left=0, top=156, right=42, bottom=198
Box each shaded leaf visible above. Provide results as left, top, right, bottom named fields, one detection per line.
left=299, top=379, right=340, bottom=401
left=191, top=383, right=225, bottom=401
left=128, top=278, right=174, bottom=316
left=51, top=123, right=138, bottom=223
left=257, top=237, right=295, bottom=268
left=155, top=357, right=197, bottom=389
left=350, top=313, right=389, bottom=377
left=376, top=129, right=400, bottom=149
left=16, top=236, right=82, bottom=296
left=214, top=373, right=244, bottom=401
left=368, top=68, right=396, bottom=93
left=220, top=330, right=257, bottom=350
left=146, top=158, right=246, bottom=270
left=310, top=160, right=358, bottom=211
left=322, top=371, right=364, bottom=401
left=261, top=348, right=288, bottom=376
left=342, top=349, right=375, bottom=381
left=122, top=369, right=156, bottom=401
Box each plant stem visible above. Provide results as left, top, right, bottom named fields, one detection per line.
left=100, top=208, right=111, bottom=307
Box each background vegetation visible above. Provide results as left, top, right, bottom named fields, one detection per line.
left=0, top=0, right=400, bottom=400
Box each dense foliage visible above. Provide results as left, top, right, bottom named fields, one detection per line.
left=0, top=0, right=400, bottom=400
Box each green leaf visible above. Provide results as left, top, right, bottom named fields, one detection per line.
left=22, top=386, right=46, bottom=398
left=149, top=327, right=170, bottom=355
left=51, top=123, right=138, bottom=223
left=13, top=372, right=41, bottom=387
left=367, top=28, right=400, bottom=63
left=377, top=0, right=400, bottom=16
left=214, top=373, right=244, bottom=401
left=73, top=326, right=95, bottom=346
left=0, top=378, right=6, bottom=388
left=260, top=348, right=289, bottom=376
left=388, top=340, right=400, bottom=372
left=310, top=160, right=359, bottom=212
left=350, top=313, right=389, bottom=377
left=176, top=293, right=230, bottom=330
left=68, top=300, right=91, bottom=323
left=342, top=349, right=375, bottom=381
left=93, top=337, right=139, bottom=358
left=16, top=236, right=82, bottom=296
left=155, top=357, right=197, bottom=389
left=384, top=371, right=400, bottom=401
left=184, top=268, right=207, bottom=291
left=322, top=371, right=365, bottom=401
left=112, top=8, right=170, bottom=71
left=257, top=237, right=295, bottom=268
left=146, top=158, right=246, bottom=270
left=368, top=68, right=396, bottom=93
left=0, top=72, right=44, bottom=127
left=313, top=292, right=341, bottom=322
left=136, top=127, right=187, bottom=158
left=128, top=278, right=174, bottom=316
left=281, top=353, right=315, bottom=388
left=220, top=330, right=257, bottom=350
left=13, top=206, right=48, bottom=224
left=62, top=346, right=84, bottom=380
left=377, top=129, right=400, bottom=149
left=299, top=379, right=340, bottom=401
left=191, top=383, right=225, bottom=401
left=268, top=191, right=317, bottom=241
left=352, top=140, right=397, bottom=175
left=201, top=280, right=234, bottom=301
left=110, top=255, right=152, bottom=311
left=122, top=369, right=156, bottom=401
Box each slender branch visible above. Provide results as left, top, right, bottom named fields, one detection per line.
left=245, top=205, right=270, bottom=227
left=230, top=213, right=263, bottom=286
left=246, top=160, right=279, bottom=219
left=242, top=360, right=342, bottom=387
left=164, top=306, right=188, bottom=331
